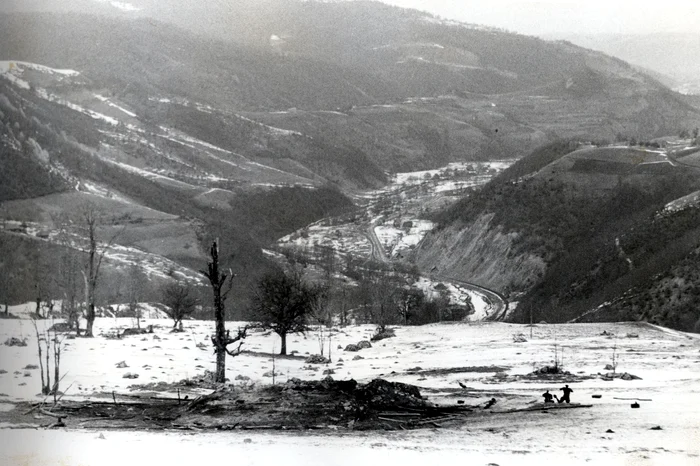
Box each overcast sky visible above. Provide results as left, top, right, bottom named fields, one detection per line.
left=379, top=0, right=700, bottom=36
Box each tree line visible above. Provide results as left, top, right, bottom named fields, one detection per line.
left=0, top=201, right=471, bottom=384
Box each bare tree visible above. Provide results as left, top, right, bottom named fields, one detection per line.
left=310, top=282, right=332, bottom=358
left=251, top=268, right=321, bottom=355
left=355, top=276, right=375, bottom=324
left=57, top=251, right=81, bottom=333
left=200, top=240, right=247, bottom=383
left=0, top=250, right=17, bottom=316
left=318, top=245, right=337, bottom=326
left=77, top=204, right=122, bottom=337
left=125, top=265, right=146, bottom=329
left=30, top=249, right=54, bottom=319
left=395, top=287, right=425, bottom=325
left=162, top=281, right=198, bottom=329
left=31, top=319, right=64, bottom=399
left=369, top=273, right=400, bottom=331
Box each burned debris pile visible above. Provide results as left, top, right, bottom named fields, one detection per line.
left=11, top=377, right=473, bottom=432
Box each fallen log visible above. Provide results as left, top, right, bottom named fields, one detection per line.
left=495, top=404, right=593, bottom=415
left=185, top=389, right=225, bottom=412
left=377, top=416, right=407, bottom=423
left=117, top=393, right=183, bottom=402
left=414, top=415, right=459, bottom=425
left=39, top=408, right=65, bottom=420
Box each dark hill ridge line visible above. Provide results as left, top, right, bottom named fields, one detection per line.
left=2, top=2, right=700, bottom=321
left=2, top=11, right=699, bottom=179
left=417, top=141, right=700, bottom=332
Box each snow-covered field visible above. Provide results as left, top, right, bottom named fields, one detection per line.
left=391, top=161, right=511, bottom=187
left=1, top=317, right=699, bottom=464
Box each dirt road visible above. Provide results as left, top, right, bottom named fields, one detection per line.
left=366, top=221, right=508, bottom=320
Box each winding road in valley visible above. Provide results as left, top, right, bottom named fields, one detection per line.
left=365, top=222, right=508, bottom=321
left=432, top=274, right=509, bottom=321
left=365, top=224, right=389, bottom=263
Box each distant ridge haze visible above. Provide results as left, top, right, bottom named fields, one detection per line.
left=544, top=32, right=700, bottom=94
left=544, top=32, right=700, bottom=79
left=379, top=0, right=700, bottom=35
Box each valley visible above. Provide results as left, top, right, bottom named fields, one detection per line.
left=2, top=46, right=700, bottom=327
left=1, top=1, right=700, bottom=463
left=271, top=158, right=515, bottom=320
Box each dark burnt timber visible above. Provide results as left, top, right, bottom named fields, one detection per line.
left=3, top=378, right=481, bottom=432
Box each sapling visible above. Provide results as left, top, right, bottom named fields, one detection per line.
left=561, top=346, right=565, bottom=369
left=52, top=332, right=62, bottom=403
left=328, top=330, right=332, bottom=364
left=317, top=324, right=326, bottom=357
left=611, top=338, right=618, bottom=374
left=271, top=341, right=277, bottom=385
left=31, top=318, right=65, bottom=398
left=552, top=329, right=563, bottom=372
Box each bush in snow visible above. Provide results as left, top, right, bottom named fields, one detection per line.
left=370, top=328, right=395, bottom=342
left=305, top=354, right=331, bottom=364
left=4, top=337, right=27, bottom=347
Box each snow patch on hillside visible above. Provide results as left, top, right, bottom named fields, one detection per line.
left=110, top=1, right=141, bottom=11
left=79, top=181, right=132, bottom=203
left=105, top=159, right=199, bottom=189
left=664, top=190, right=700, bottom=213
left=3, top=220, right=202, bottom=285
left=158, top=126, right=233, bottom=155
left=0, top=68, right=30, bottom=89
left=372, top=42, right=446, bottom=51
left=374, top=220, right=434, bottom=258
left=0, top=61, right=79, bottom=77
left=433, top=180, right=481, bottom=193
left=419, top=16, right=504, bottom=32
left=94, top=94, right=137, bottom=117
left=235, top=114, right=303, bottom=137
left=136, top=303, right=169, bottom=319
left=33, top=88, right=119, bottom=125
left=4, top=301, right=168, bottom=320
left=91, top=0, right=141, bottom=12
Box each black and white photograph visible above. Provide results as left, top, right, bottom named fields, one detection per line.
left=0, top=0, right=699, bottom=464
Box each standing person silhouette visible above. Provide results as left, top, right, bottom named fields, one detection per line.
left=559, top=384, right=573, bottom=403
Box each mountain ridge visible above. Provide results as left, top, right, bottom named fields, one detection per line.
left=416, top=139, right=700, bottom=331
left=2, top=2, right=700, bottom=323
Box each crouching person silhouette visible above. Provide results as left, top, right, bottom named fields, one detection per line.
left=542, top=390, right=555, bottom=403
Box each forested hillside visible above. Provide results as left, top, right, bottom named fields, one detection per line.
left=417, top=140, right=700, bottom=331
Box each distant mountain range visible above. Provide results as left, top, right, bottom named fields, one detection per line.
left=2, top=0, right=700, bottom=316
left=546, top=32, right=700, bottom=95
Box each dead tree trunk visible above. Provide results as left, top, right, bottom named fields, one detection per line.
left=201, top=241, right=246, bottom=383
left=83, top=222, right=98, bottom=337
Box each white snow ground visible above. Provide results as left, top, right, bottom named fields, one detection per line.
left=0, top=318, right=699, bottom=464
